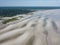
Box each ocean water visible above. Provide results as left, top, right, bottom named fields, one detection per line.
left=0, top=7, right=60, bottom=17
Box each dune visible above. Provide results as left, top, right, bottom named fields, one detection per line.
left=0, top=9, right=60, bottom=45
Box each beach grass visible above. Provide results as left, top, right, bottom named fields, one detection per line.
left=2, top=18, right=18, bottom=24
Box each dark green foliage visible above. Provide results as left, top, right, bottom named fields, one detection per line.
left=2, top=18, right=18, bottom=24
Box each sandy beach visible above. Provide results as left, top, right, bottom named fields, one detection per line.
left=0, top=9, right=60, bottom=45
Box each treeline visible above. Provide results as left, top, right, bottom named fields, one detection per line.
left=0, top=7, right=34, bottom=17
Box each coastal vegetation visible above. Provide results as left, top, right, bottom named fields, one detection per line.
left=2, top=18, right=18, bottom=24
